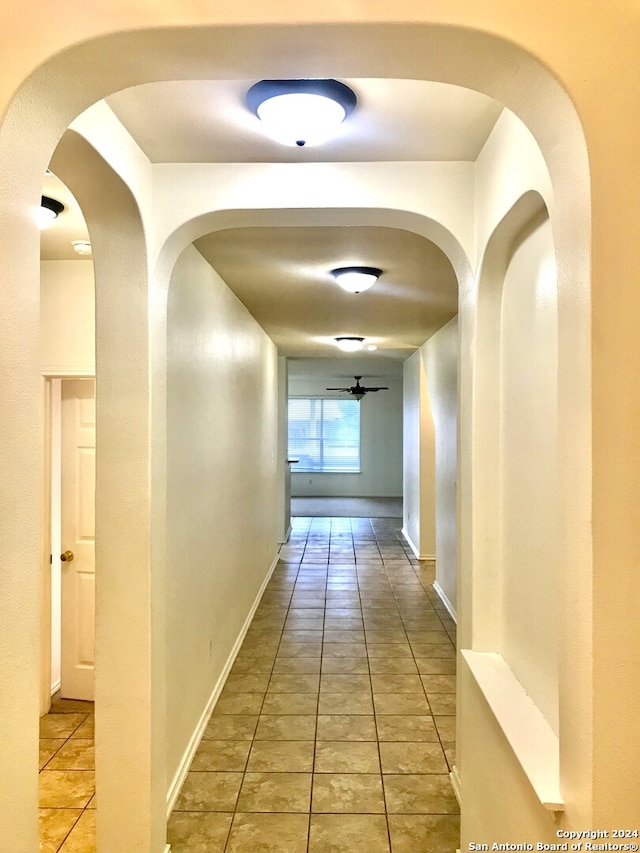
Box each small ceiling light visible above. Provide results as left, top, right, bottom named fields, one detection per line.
left=334, top=336, right=365, bottom=353
left=37, top=196, right=64, bottom=230
left=331, top=266, right=382, bottom=294
left=71, top=240, right=92, bottom=256
left=246, top=79, right=357, bottom=147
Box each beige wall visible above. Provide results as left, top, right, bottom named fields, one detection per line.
left=402, top=351, right=436, bottom=559
left=423, top=317, right=458, bottom=616
left=403, top=317, right=457, bottom=605
left=276, top=356, right=290, bottom=542
left=403, top=352, right=422, bottom=553
left=501, top=215, right=558, bottom=731
left=165, top=245, right=279, bottom=786
left=40, top=260, right=95, bottom=375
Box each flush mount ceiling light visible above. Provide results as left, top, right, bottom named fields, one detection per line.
left=334, top=336, right=365, bottom=352
left=37, top=196, right=64, bottom=230
left=71, top=240, right=92, bottom=256
left=331, top=266, right=382, bottom=294
left=246, top=79, right=357, bottom=147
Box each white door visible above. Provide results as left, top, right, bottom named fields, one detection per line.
left=60, top=378, right=96, bottom=700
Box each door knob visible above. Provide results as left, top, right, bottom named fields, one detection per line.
left=60, top=550, right=75, bottom=562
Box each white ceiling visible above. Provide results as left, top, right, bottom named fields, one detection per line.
left=43, top=77, right=502, bottom=361
left=194, top=225, right=457, bottom=359
left=287, top=356, right=403, bottom=381
left=106, top=78, right=502, bottom=163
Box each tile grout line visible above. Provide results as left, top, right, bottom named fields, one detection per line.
left=174, top=516, right=457, bottom=851
left=367, top=533, right=394, bottom=853
left=222, top=542, right=296, bottom=853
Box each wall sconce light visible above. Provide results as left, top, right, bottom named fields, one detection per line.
left=331, top=266, right=382, bottom=294
left=246, top=79, right=357, bottom=147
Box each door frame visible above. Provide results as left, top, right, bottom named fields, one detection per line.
left=39, top=371, right=95, bottom=716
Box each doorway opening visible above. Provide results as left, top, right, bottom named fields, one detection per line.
left=47, top=376, right=96, bottom=704
left=40, top=375, right=96, bottom=851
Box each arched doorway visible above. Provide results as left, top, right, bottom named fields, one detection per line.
left=0, top=14, right=593, bottom=852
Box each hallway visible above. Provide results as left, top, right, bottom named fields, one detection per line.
left=168, top=516, right=459, bottom=852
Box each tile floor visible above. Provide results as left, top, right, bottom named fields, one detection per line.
left=38, top=516, right=457, bottom=852
left=39, top=694, right=95, bottom=852
left=168, top=516, right=459, bottom=853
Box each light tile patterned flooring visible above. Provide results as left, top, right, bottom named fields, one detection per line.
left=38, top=516, right=458, bottom=852
left=39, top=695, right=95, bottom=852
left=168, top=516, right=459, bottom=853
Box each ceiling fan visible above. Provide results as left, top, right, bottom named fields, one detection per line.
left=326, top=376, right=389, bottom=401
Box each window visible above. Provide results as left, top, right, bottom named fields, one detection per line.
left=288, top=398, right=360, bottom=473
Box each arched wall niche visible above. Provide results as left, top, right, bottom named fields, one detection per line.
left=500, top=205, right=559, bottom=729
left=473, top=190, right=559, bottom=717
left=470, top=190, right=549, bottom=651
left=460, top=190, right=590, bottom=842
left=0, top=15, right=592, bottom=852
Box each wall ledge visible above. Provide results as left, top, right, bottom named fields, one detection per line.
left=461, top=649, right=563, bottom=812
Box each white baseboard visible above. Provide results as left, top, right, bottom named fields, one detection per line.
left=400, top=527, right=435, bottom=563
left=401, top=527, right=419, bottom=558
left=165, top=846, right=171, bottom=853
left=450, top=765, right=462, bottom=807
left=277, top=524, right=292, bottom=545
left=433, top=580, right=457, bottom=623
left=165, top=549, right=280, bottom=818
left=51, top=679, right=61, bottom=697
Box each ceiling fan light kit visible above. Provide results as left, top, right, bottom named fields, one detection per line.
left=331, top=266, right=382, bottom=294
left=326, top=376, right=390, bottom=401
left=246, top=79, right=357, bottom=147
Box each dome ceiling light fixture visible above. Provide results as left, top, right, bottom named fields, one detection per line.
left=71, top=240, right=92, bottom=256
left=246, top=79, right=357, bottom=147
left=334, top=336, right=365, bottom=353
left=37, top=196, right=65, bottom=230
left=331, top=266, right=382, bottom=294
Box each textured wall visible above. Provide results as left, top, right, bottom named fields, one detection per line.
left=166, top=245, right=279, bottom=784
left=40, top=260, right=95, bottom=374
left=423, top=317, right=458, bottom=614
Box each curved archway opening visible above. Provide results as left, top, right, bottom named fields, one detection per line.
left=0, top=16, right=591, bottom=852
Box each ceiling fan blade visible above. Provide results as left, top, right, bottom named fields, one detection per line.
left=362, top=386, right=389, bottom=392
left=326, top=387, right=349, bottom=391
